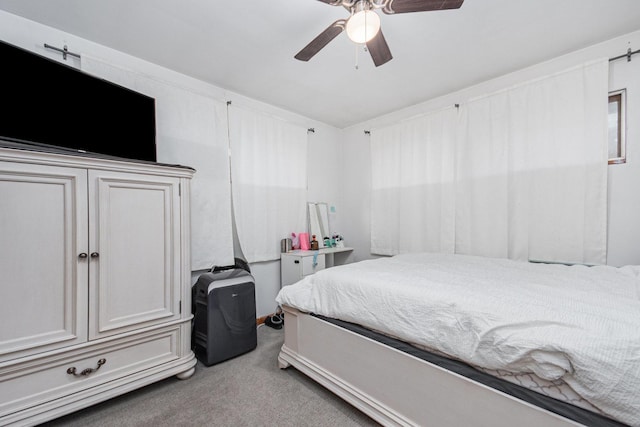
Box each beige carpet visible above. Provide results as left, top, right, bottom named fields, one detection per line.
left=41, top=325, right=378, bottom=426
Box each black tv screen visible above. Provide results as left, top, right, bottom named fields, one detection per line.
left=0, top=40, right=156, bottom=162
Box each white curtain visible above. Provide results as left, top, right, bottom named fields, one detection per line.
left=370, top=59, right=609, bottom=264
left=228, top=106, right=307, bottom=263
left=371, top=107, right=457, bottom=255
left=81, top=55, right=234, bottom=269
left=457, top=59, right=609, bottom=264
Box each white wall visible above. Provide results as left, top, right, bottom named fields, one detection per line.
left=607, top=53, right=640, bottom=266
left=0, top=10, right=343, bottom=317
left=341, top=29, right=640, bottom=267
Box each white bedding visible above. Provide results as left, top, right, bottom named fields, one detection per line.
left=276, top=253, right=640, bottom=426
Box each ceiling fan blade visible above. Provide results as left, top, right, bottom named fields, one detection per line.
left=366, top=29, right=393, bottom=67
left=382, top=0, right=464, bottom=14
left=295, top=19, right=346, bottom=62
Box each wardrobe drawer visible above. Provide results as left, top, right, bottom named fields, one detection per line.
left=0, top=328, right=179, bottom=417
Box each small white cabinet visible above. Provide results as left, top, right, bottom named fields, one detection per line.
left=280, top=247, right=353, bottom=287
left=281, top=251, right=326, bottom=286
left=0, top=146, right=196, bottom=426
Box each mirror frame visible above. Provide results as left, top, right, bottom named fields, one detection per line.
left=308, top=202, right=330, bottom=248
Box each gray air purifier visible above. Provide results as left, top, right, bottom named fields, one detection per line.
left=193, top=268, right=257, bottom=366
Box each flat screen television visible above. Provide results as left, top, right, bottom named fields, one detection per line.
left=0, top=40, right=156, bottom=162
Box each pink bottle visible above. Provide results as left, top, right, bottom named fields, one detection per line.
left=299, top=232, right=310, bottom=250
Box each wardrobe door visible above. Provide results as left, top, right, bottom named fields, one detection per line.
left=0, top=162, right=88, bottom=362
left=88, top=170, right=182, bottom=339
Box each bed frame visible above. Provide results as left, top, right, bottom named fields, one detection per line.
left=278, top=305, right=585, bottom=427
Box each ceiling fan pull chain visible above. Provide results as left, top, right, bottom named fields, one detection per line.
left=355, top=44, right=359, bottom=70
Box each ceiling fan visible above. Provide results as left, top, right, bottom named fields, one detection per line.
left=295, top=0, right=464, bottom=67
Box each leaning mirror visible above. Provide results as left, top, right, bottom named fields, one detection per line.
left=308, top=202, right=330, bottom=248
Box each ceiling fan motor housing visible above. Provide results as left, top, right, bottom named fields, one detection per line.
left=346, top=1, right=381, bottom=43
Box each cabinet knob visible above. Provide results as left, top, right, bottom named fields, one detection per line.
left=90, top=252, right=100, bottom=258
left=78, top=253, right=88, bottom=259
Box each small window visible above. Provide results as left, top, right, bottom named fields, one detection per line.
left=608, top=89, right=626, bottom=164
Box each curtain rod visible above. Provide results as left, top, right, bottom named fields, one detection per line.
left=609, top=47, right=639, bottom=63
left=44, top=43, right=81, bottom=61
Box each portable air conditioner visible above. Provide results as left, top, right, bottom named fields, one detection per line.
left=192, top=268, right=257, bottom=366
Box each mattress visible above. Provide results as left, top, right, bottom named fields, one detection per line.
left=276, top=253, right=640, bottom=426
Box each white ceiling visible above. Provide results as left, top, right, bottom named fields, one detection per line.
left=1, top=0, right=640, bottom=128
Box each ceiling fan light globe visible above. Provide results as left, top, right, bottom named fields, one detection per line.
left=346, top=10, right=380, bottom=43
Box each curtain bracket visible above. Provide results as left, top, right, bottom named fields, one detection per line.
left=609, top=47, right=639, bottom=63
left=44, top=43, right=81, bottom=61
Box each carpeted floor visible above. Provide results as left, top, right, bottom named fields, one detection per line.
left=41, top=325, right=378, bottom=426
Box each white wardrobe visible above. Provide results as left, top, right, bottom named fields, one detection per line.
left=0, top=145, right=196, bottom=426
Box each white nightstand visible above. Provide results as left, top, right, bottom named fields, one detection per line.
left=280, top=247, right=353, bottom=287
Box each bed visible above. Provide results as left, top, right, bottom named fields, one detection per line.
left=275, top=253, right=640, bottom=427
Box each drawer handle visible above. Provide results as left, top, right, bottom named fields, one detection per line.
left=67, top=358, right=106, bottom=377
